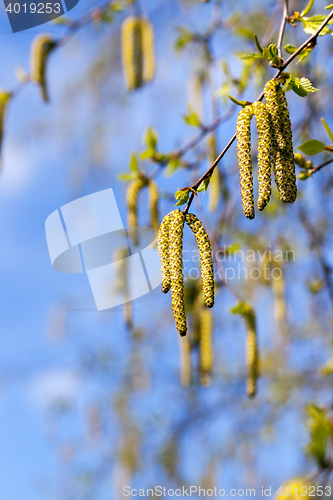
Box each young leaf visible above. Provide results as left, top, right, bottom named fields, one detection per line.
left=117, top=172, right=138, bottom=182
left=284, top=44, right=313, bottom=63
left=325, top=3, right=333, bottom=9
left=298, top=171, right=312, bottom=180
left=227, top=94, right=249, bottom=108
left=283, top=76, right=319, bottom=97
left=321, top=117, right=333, bottom=143
left=175, top=27, right=193, bottom=51
left=164, top=158, right=181, bottom=177
left=143, top=127, right=158, bottom=151
left=174, top=187, right=190, bottom=206
left=298, top=139, right=325, bottom=155
left=129, top=153, right=139, bottom=172
left=197, top=176, right=211, bottom=193
left=183, top=106, right=201, bottom=127
left=253, top=34, right=263, bottom=53
left=300, top=0, right=315, bottom=17
left=302, top=15, right=333, bottom=36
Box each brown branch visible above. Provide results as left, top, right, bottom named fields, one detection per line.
left=183, top=8, right=333, bottom=214
left=277, top=0, right=289, bottom=58
left=308, top=157, right=333, bottom=175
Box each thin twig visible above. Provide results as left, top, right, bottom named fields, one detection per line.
left=309, top=157, right=333, bottom=175
left=277, top=0, right=289, bottom=58
left=183, top=8, right=333, bottom=214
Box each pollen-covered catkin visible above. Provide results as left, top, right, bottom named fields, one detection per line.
left=179, top=336, right=191, bottom=387
left=0, top=91, right=11, bottom=171
left=264, top=80, right=297, bottom=204
left=158, top=212, right=174, bottom=294
left=126, top=175, right=148, bottom=246
left=30, top=34, right=55, bottom=101
left=185, top=213, right=214, bottom=308
left=245, top=307, right=258, bottom=398
left=200, top=308, right=213, bottom=386
left=236, top=105, right=255, bottom=219
left=121, top=17, right=155, bottom=91
left=169, top=210, right=187, bottom=337
left=207, top=135, right=220, bottom=212
left=148, top=180, right=159, bottom=232
left=252, top=102, right=272, bottom=211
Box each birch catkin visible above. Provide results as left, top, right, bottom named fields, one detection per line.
left=200, top=308, right=213, bottom=386
left=185, top=213, right=214, bottom=308
left=148, top=180, right=159, bottom=232
left=158, top=212, right=174, bottom=294
left=126, top=175, right=148, bottom=246
left=207, top=135, right=220, bottom=212
left=252, top=102, right=272, bottom=211
left=180, top=336, right=191, bottom=387
left=30, top=34, right=55, bottom=101
left=0, top=91, right=11, bottom=171
left=236, top=105, right=255, bottom=219
left=169, top=210, right=187, bottom=337
left=264, top=80, right=297, bottom=204
left=244, top=306, right=258, bottom=398
left=121, top=17, right=155, bottom=91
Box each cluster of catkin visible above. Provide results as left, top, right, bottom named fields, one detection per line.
left=126, top=174, right=159, bottom=245
left=236, top=80, right=297, bottom=220
left=30, top=34, right=56, bottom=102
left=121, top=16, right=155, bottom=91
left=158, top=210, right=214, bottom=337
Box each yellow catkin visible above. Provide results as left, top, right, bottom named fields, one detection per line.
left=158, top=212, right=175, bottom=294
left=148, top=180, right=159, bottom=232
left=121, top=17, right=155, bottom=91
left=169, top=210, right=187, bottom=336
left=30, top=34, right=55, bottom=102
left=179, top=336, right=191, bottom=387
left=208, top=135, right=221, bottom=212
left=0, top=91, right=11, bottom=171
left=200, top=308, right=213, bottom=386
left=185, top=213, right=214, bottom=308
left=236, top=105, right=255, bottom=219
left=252, top=101, right=272, bottom=211
left=126, top=175, right=148, bottom=246
left=114, top=248, right=132, bottom=328
left=245, top=308, right=258, bottom=398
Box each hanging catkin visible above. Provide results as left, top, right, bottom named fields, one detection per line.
left=185, top=213, right=214, bottom=308
left=169, top=210, right=187, bottom=336
left=236, top=105, right=255, bottom=219
left=158, top=212, right=174, bottom=294
left=0, top=91, right=11, bottom=171
left=126, top=175, right=148, bottom=246
left=252, top=102, right=272, bottom=211
left=207, top=135, right=221, bottom=212
left=179, top=336, right=191, bottom=387
left=121, top=17, right=155, bottom=91
left=244, top=305, right=258, bottom=398
left=148, top=180, right=159, bottom=232
left=264, top=80, right=297, bottom=204
left=30, top=34, right=55, bottom=101
left=200, top=308, right=213, bottom=386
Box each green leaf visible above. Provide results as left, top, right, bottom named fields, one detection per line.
left=283, top=76, right=319, bottom=97
left=175, top=28, right=193, bottom=51
left=253, top=34, right=263, bottom=53
left=140, top=148, right=155, bottom=160
left=117, top=172, right=138, bottom=182
left=325, top=3, right=333, bottom=9
left=302, top=15, right=333, bottom=36
left=321, top=117, right=333, bottom=143
left=197, top=177, right=210, bottom=193
left=230, top=301, right=253, bottom=317
left=129, top=153, right=139, bottom=172
left=305, top=404, right=333, bottom=467
left=164, top=158, right=181, bottom=177
left=143, top=127, right=158, bottom=151
left=283, top=44, right=313, bottom=63
left=298, top=139, right=325, bottom=155
left=227, top=94, right=249, bottom=108
left=300, top=0, right=315, bottom=17
left=174, top=188, right=190, bottom=206
left=183, top=106, right=201, bottom=127
left=319, top=358, right=333, bottom=376
left=298, top=170, right=311, bottom=180
left=307, top=279, right=324, bottom=294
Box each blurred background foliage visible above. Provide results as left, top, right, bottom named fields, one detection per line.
left=2, top=0, right=333, bottom=498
